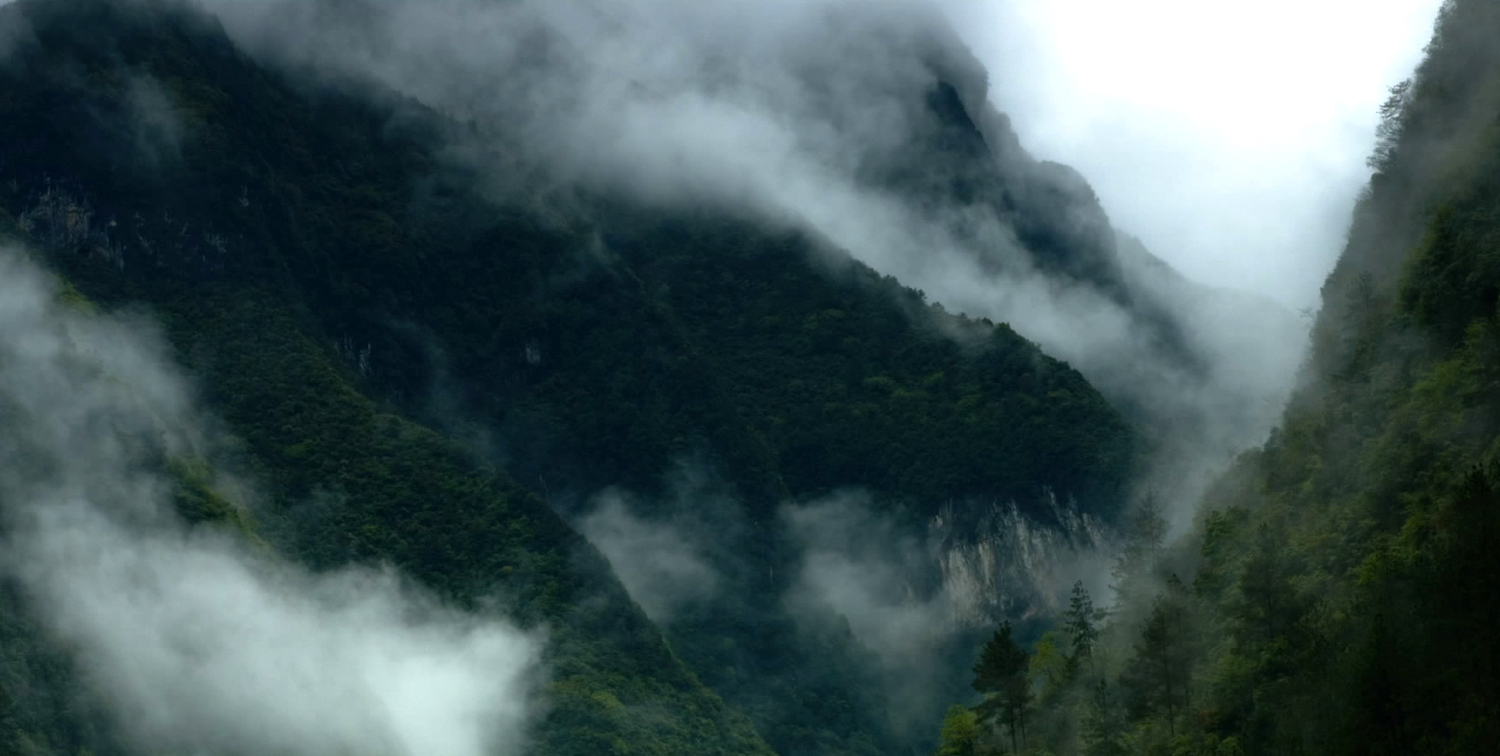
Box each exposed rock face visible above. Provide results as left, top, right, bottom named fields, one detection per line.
left=932, top=491, right=1111, bottom=630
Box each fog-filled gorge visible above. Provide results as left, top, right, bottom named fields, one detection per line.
left=2, top=0, right=1486, bottom=755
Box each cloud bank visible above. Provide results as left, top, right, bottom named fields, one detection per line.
left=780, top=492, right=956, bottom=734
left=576, top=474, right=1110, bottom=742
left=0, top=247, right=542, bottom=756
left=941, top=0, right=1446, bottom=309
left=192, top=0, right=1311, bottom=512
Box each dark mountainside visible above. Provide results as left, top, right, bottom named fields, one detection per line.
left=767, top=14, right=1303, bottom=507
left=0, top=6, right=779, bottom=753
left=932, top=1, right=1500, bottom=754
left=0, top=1, right=1142, bottom=755
left=0, top=1, right=1360, bottom=756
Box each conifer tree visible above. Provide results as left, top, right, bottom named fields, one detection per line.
left=1122, top=575, right=1196, bottom=736
left=972, top=621, right=1032, bottom=753
left=1229, top=522, right=1303, bottom=663
left=1065, top=580, right=1101, bottom=677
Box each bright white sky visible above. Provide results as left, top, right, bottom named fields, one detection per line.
left=942, top=0, right=1446, bottom=309
left=0, top=0, right=1442, bottom=308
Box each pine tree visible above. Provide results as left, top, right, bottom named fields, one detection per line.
left=972, top=621, right=1033, bottom=753
left=1131, top=493, right=1168, bottom=558
left=1229, top=522, right=1303, bottom=662
left=1081, top=679, right=1128, bottom=756
left=1122, top=575, right=1196, bottom=736
left=1065, top=580, right=1101, bottom=678
left=1367, top=78, right=1412, bottom=173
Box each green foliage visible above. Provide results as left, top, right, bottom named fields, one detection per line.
left=0, top=2, right=773, bottom=753
left=933, top=3, right=1500, bottom=752
left=1029, top=632, right=1073, bottom=704
left=973, top=622, right=1034, bottom=753
left=935, top=705, right=981, bottom=756
left=611, top=216, right=1136, bottom=515
left=1367, top=79, right=1412, bottom=173
left=1064, top=582, right=1101, bottom=674
left=0, top=1, right=1140, bottom=754
left=1119, top=577, right=1197, bottom=738
left=0, top=448, right=256, bottom=756
left=0, top=581, right=119, bottom=756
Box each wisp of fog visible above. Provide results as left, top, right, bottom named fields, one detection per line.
left=0, top=247, right=541, bottom=756
left=199, top=0, right=1311, bottom=520
left=577, top=488, right=720, bottom=624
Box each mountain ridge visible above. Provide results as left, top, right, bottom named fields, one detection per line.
left=0, top=1, right=1139, bottom=754
left=0, top=0, right=1308, bottom=754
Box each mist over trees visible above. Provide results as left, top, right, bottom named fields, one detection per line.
left=934, top=1, right=1500, bottom=753
left=0, top=0, right=1493, bottom=755
left=0, top=1, right=1138, bottom=754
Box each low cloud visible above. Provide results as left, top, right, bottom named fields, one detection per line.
left=0, top=247, right=542, bottom=756
left=576, top=488, right=720, bottom=624
left=780, top=492, right=968, bottom=741
left=780, top=490, right=1121, bottom=737
left=577, top=474, right=1111, bottom=743
left=124, top=74, right=185, bottom=169
left=0, top=1, right=29, bottom=63
left=192, top=0, right=1308, bottom=518
left=782, top=492, right=950, bottom=667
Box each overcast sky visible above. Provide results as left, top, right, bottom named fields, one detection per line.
left=0, top=0, right=1443, bottom=311
left=941, top=0, right=1446, bottom=309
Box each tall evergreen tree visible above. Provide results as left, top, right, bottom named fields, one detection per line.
left=1080, top=679, right=1128, bottom=756
left=1065, top=580, right=1101, bottom=677
left=1368, top=78, right=1413, bottom=173
left=972, top=621, right=1033, bottom=753
left=1229, top=522, right=1303, bottom=659
left=1121, top=575, right=1196, bottom=736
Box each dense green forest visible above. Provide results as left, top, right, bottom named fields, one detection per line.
left=935, top=1, right=1500, bottom=753
left=0, top=1, right=1139, bottom=755
left=11, top=0, right=1493, bottom=754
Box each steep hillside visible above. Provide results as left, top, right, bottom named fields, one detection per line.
left=0, top=3, right=759, bottom=756
left=0, top=130, right=771, bottom=756
left=828, top=27, right=1302, bottom=488
left=0, top=1, right=1141, bottom=755
left=933, top=2, right=1500, bottom=754
left=196, top=0, right=1301, bottom=505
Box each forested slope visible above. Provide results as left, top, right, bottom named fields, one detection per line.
left=0, top=1, right=1138, bottom=755
left=936, top=2, right=1500, bottom=753
left=0, top=134, right=773, bottom=756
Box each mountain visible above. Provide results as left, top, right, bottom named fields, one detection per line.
left=0, top=0, right=1328, bottom=753
left=930, top=1, right=1500, bottom=753
left=906, top=73, right=1307, bottom=499
left=0, top=1, right=1150, bottom=755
